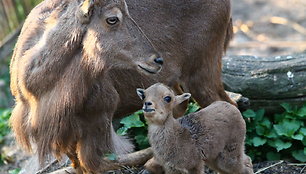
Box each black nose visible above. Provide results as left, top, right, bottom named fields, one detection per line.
left=145, top=102, right=152, bottom=106
left=154, top=57, right=164, bottom=65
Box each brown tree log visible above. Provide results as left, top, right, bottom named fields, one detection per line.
left=223, top=52, right=306, bottom=113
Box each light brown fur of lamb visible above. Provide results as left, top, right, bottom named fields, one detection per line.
left=137, top=83, right=254, bottom=174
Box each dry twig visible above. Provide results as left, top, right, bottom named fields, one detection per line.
left=36, top=159, right=59, bottom=174
left=254, top=160, right=284, bottom=174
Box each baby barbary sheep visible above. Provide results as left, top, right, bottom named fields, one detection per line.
left=137, top=83, right=253, bottom=174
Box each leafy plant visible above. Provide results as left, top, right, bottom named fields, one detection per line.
left=0, top=108, right=11, bottom=144
left=0, top=108, right=12, bottom=164
left=8, top=168, right=21, bottom=174
left=116, top=111, right=150, bottom=150
left=243, top=103, right=306, bottom=162
left=185, top=102, right=201, bottom=114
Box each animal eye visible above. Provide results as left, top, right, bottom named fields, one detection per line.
left=164, top=96, right=172, bottom=103
left=106, top=17, right=119, bottom=25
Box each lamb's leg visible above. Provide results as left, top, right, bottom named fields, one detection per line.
left=144, top=157, right=164, bottom=174
left=215, top=150, right=252, bottom=174
left=242, top=154, right=254, bottom=174
left=164, top=165, right=187, bottom=174
left=187, top=163, right=204, bottom=174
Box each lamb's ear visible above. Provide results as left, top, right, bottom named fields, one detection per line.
left=78, top=0, right=95, bottom=23
left=175, top=93, right=191, bottom=104
left=136, top=88, right=146, bottom=100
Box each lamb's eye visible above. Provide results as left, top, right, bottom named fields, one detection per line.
left=164, top=96, right=172, bottom=103
left=106, top=17, right=119, bottom=25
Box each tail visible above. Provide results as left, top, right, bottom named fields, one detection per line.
left=111, top=125, right=135, bottom=154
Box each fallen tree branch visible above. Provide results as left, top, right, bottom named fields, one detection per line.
left=230, top=41, right=306, bottom=48
left=36, top=159, right=58, bottom=174
left=287, top=163, right=306, bottom=174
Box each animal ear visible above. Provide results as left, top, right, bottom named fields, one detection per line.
left=175, top=93, right=191, bottom=104
left=136, top=88, right=146, bottom=100
left=78, top=0, right=95, bottom=23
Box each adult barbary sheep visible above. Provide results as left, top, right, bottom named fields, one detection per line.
left=137, top=83, right=254, bottom=174
left=10, top=0, right=234, bottom=173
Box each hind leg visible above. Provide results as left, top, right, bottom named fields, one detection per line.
left=164, top=165, right=187, bottom=174
left=215, top=150, right=253, bottom=174
left=215, top=152, right=242, bottom=174
left=187, top=162, right=204, bottom=174
left=184, top=68, right=236, bottom=108
left=144, top=157, right=164, bottom=174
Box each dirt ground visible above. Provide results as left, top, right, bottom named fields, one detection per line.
left=1, top=0, right=306, bottom=173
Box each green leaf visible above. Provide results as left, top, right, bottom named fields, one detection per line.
left=185, top=102, right=200, bottom=114
left=266, top=152, right=281, bottom=161
left=303, top=137, right=306, bottom=146
left=292, top=134, right=304, bottom=141
left=116, top=127, right=129, bottom=136
left=8, top=169, right=21, bottom=174
left=292, top=150, right=306, bottom=162
left=252, top=137, right=267, bottom=147
left=296, top=106, right=306, bottom=117
left=284, top=113, right=296, bottom=120
left=266, top=130, right=278, bottom=138
left=120, top=114, right=145, bottom=129
left=274, top=139, right=292, bottom=152
left=135, top=134, right=150, bottom=149
left=274, top=113, right=285, bottom=123
left=255, top=109, right=265, bottom=121
left=105, top=153, right=117, bottom=161
left=260, top=118, right=271, bottom=128
left=280, top=103, right=293, bottom=113
left=243, top=109, right=256, bottom=118
left=255, top=125, right=265, bottom=136
left=274, top=120, right=301, bottom=137
left=300, top=128, right=306, bottom=136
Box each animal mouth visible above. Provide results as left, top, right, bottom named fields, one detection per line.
left=143, top=108, right=155, bottom=113
left=138, top=64, right=161, bottom=74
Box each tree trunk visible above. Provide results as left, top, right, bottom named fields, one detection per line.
left=222, top=52, right=306, bottom=113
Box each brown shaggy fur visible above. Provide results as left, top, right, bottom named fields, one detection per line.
left=137, top=83, right=253, bottom=174
left=10, top=0, right=234, bottom=173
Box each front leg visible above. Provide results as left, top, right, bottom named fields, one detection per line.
left=144, top=157, right=164, bottom=174
left=187, top=163, right=204, bottom=174
left=76, top=112, right=116, bottom=173
left=164, top=165, right=188, bottom=174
